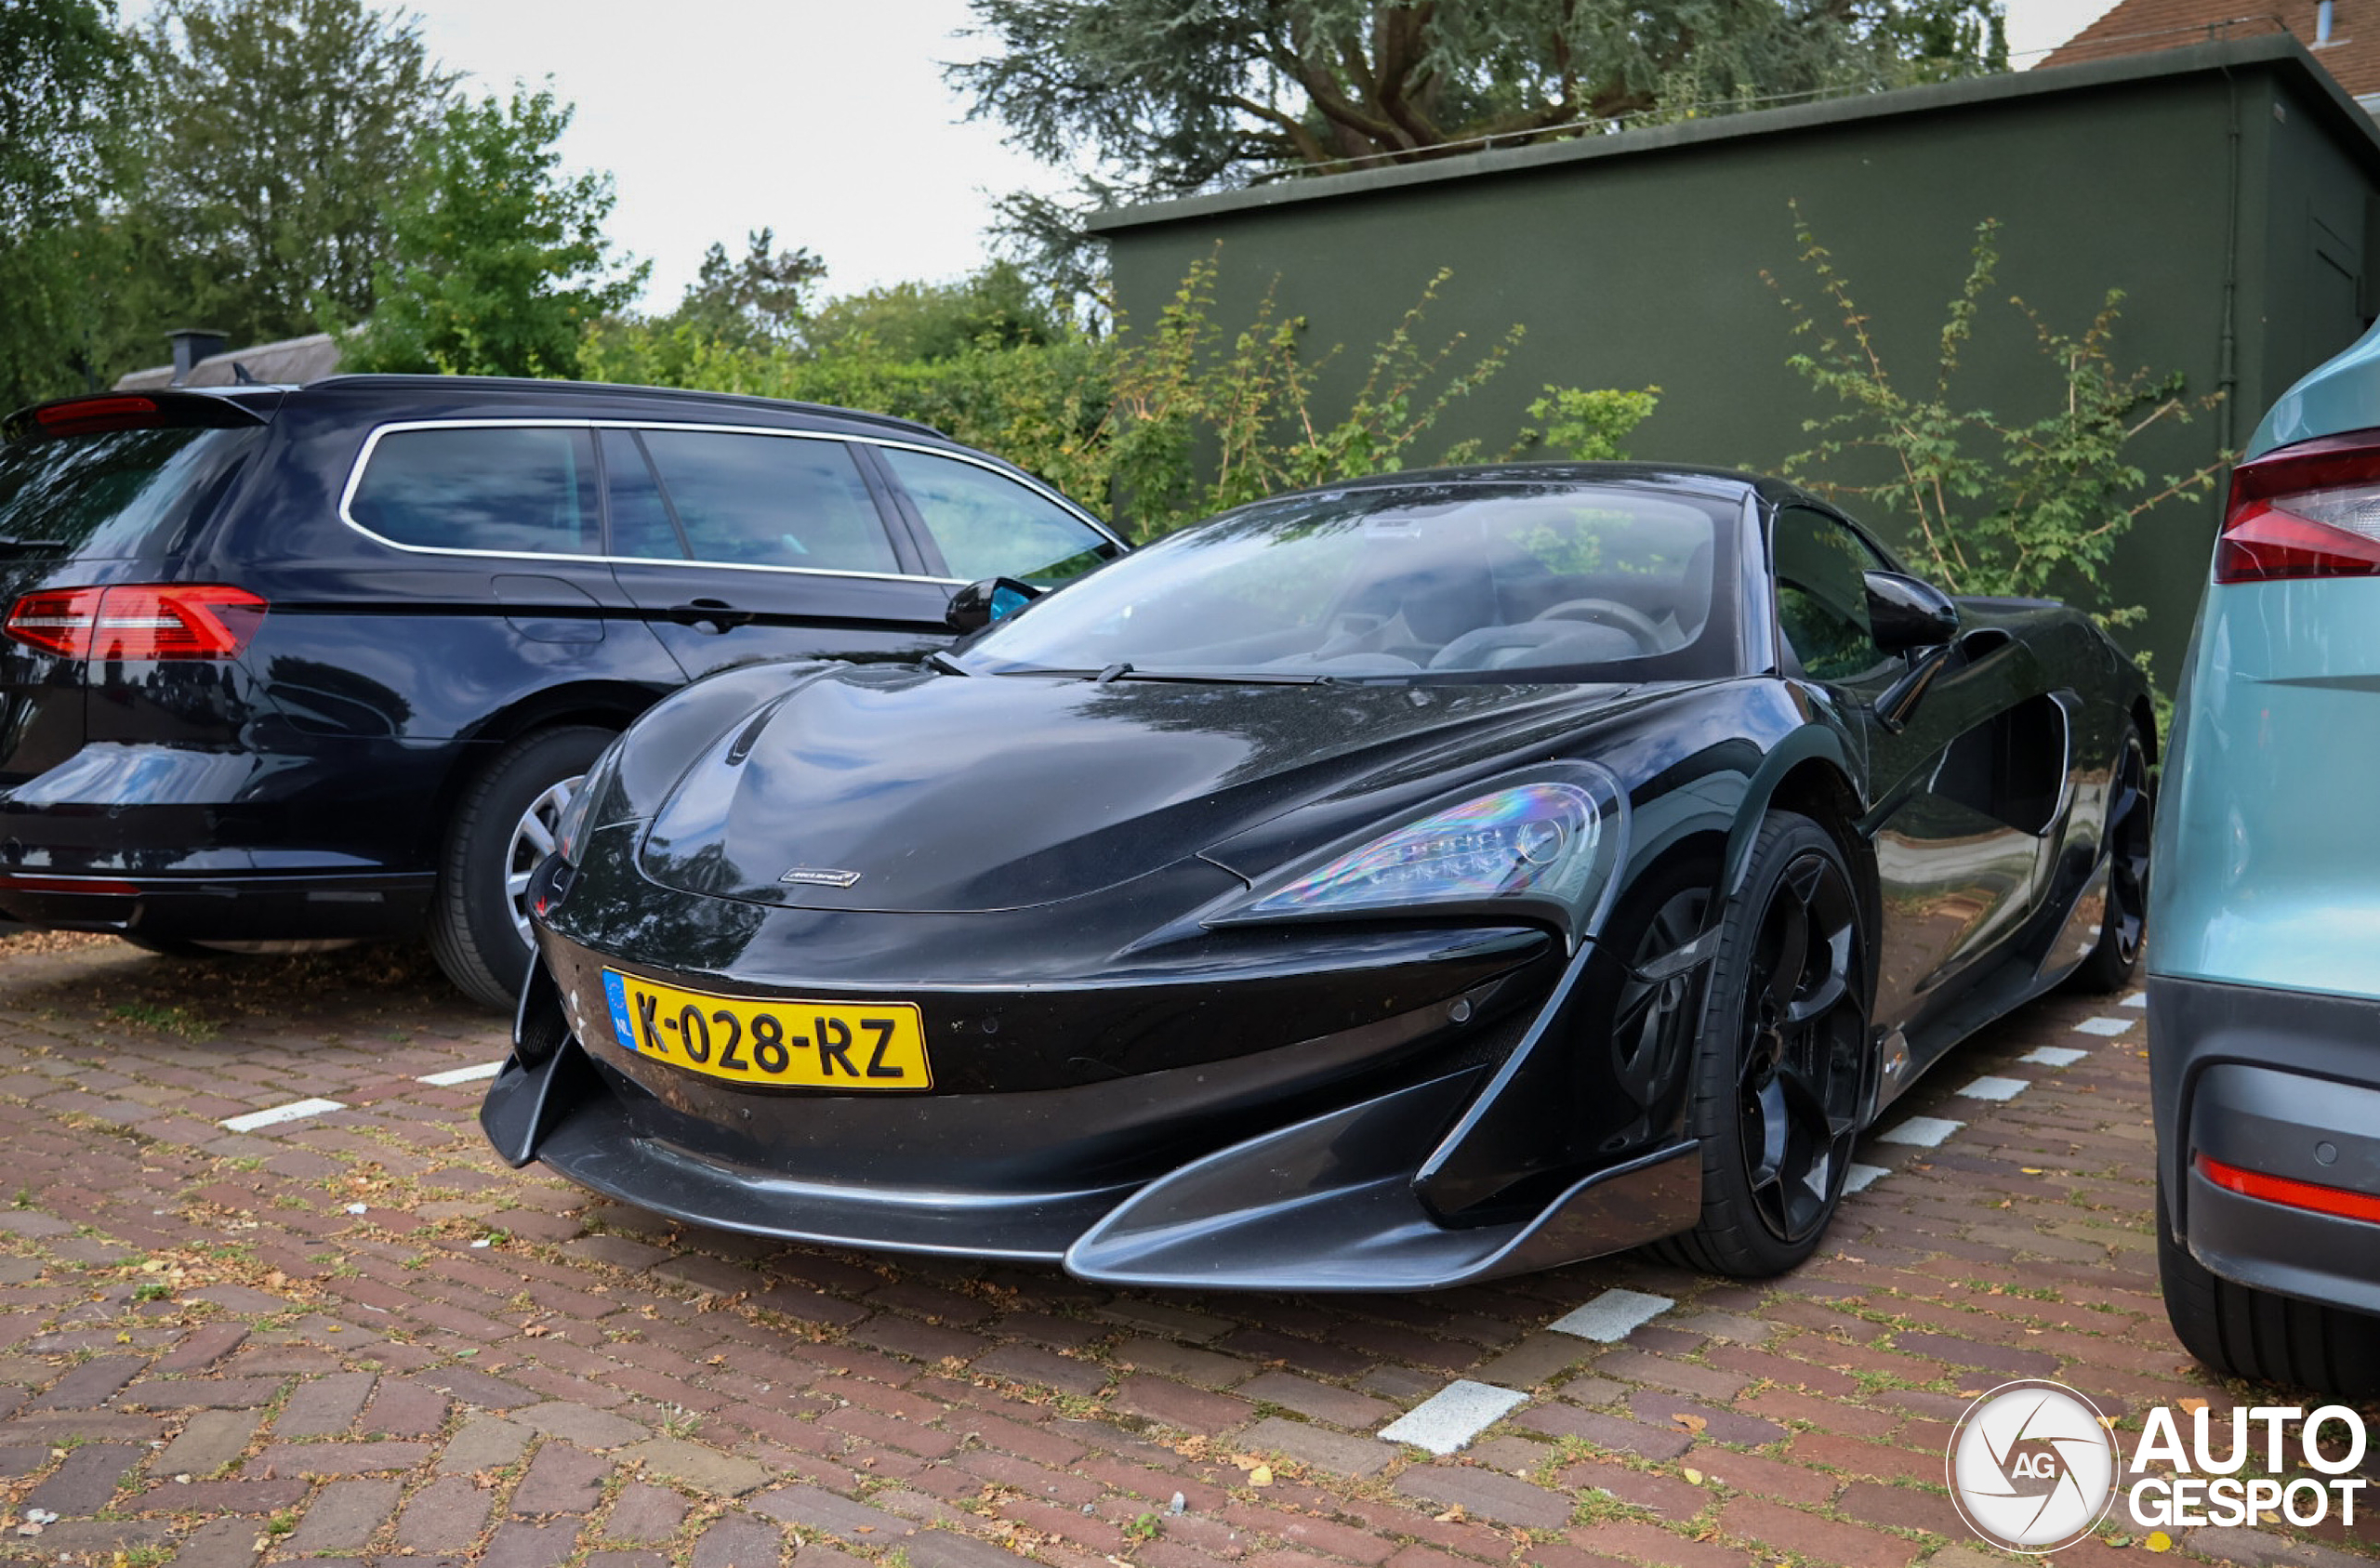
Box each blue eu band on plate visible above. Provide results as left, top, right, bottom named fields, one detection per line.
left=600, top=969, right=932, bottom=1090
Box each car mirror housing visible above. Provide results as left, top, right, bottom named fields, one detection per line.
left=945, top=576, right=1042, bottom=634
left=1865, top=571, right=1960, bottom=654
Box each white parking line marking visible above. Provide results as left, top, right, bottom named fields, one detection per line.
left=1548, top=1287, right=1674, bottom=1342
left=1844, top=1163, right=1891, bottom=1194
left=1378, top=1379, right=1527, bottom=1456
left=1958, top=1075, right=2030, bottom=1102
left=2075, top=1016, right=2134, bottom=1036
left=418, top=1061, right=505, bottom=1087
left=2122, top=991, right=2148, bottom=1008
left=2021, top=1046, right=2088, bottom=1067
left=219, top=1098, right=346, bottom=1133
left=1878, top=1115, right=1964, bottom=1147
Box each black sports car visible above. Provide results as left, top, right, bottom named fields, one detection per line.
left=483, top=464, right=2153, bottom=1289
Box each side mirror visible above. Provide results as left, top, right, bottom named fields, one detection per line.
left=945, top=576, right=1042, bottom=634
left=1864, top=571, right=1959, bottom=654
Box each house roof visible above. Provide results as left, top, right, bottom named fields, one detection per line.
left=113, top=331, right=344, bottom=391
left=2043, top=0, right=2380, bottom=100
left=1088, top=35, right=2380, bottom=236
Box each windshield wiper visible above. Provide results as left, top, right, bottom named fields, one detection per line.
left=984, top=664, right=1332, bottom=685
left=0, top=537, right=67, bottom=555
left=1108, top=667, right=1330, bottom=686
left=924, top=651, right=969, bottom=677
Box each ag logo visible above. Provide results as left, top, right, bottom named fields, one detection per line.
left=1948, top=1380, right=2120, bottom=1552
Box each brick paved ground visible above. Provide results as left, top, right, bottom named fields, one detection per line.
left=0, top=932, right=2366, bottom=1568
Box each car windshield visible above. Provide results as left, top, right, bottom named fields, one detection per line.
left=958, top=480, right=1742, bottom=682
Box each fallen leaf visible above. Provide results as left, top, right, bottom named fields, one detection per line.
left=1249, top=1465, right=1274, bottom=1487
left=1672, top=1414, right=1708, bottom=1433
left=2096, top=1416, right=2119, bottom=1430
left=1433, top=1506, right=1466, bottom=1523
left=2146, top=1530, right=2174, bottom=1552
left=2177, top=1398, right=2208, bottom=1415
left=1681, top=1468, right=1704, bottom=1485
left=1958, top=1390, right=1982, bottom=1399
left=2021, top=1167, right=2045, bottom=1175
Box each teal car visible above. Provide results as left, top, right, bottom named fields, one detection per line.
left=2151, top=326, right=2380, bottom=1397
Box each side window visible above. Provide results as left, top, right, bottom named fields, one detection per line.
left=878, top=445, right=1117, bottom=586
left=349, top=427, right=597, bottom=555
left=601, top=430, right=685, bottom=560
left=637, top=430, right=896, bottom=574
left=1773, top=507, right=1893, bottom=681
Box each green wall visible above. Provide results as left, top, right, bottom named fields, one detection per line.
left=1092, top=38, right=2380, bottom=677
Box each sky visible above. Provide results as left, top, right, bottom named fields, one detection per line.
left=298, top=0, right=2123, bottom=314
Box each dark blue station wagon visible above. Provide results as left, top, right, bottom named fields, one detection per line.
left=0, top=375, right=1122, bottom=1007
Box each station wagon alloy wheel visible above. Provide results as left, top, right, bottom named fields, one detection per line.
left=508, top=775, right=583, bottom=949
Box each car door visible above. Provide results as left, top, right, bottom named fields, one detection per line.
left=601, top=426, right=956, bottom=681
left=866, top=441, right=1125, bottom=587
left=1770, top=505, right=2056, bottom=1036
left=326, top=422, right=683, bottom=740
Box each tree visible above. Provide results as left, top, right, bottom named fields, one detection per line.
left=134, top=0, right=456, bottom=346
left=0, top=0, right=137, bottom=404
left=954, top=0, right=2005, bottom=202
left=345, top=85, right=647, bottom=379
left=666, top=228, right=827, bottom=349
left=802, top=262, right=1064, bottom=363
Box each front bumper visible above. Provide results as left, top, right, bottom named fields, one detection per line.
left=2149, top=976, right=2380, bottom=1317
left=483, top=920, right=1706, bottom=1290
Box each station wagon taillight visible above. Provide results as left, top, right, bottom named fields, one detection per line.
left=3, top=585, right=267, bottom=660
left=2216, top=429, right=2380, bottom=583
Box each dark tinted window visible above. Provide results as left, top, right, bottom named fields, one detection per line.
left=1773, top=507, right=1892, bottom=681
left=639, top=430, right=893, bottom=573
left=350, top=427, right=598, bottom=555
left=601, top=430, right=685, bottom=560
left=878, top=446, right=1114, bottom=585
left=0, top=426, right=261, bottom=560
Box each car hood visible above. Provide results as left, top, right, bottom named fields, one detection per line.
left=635, top=666, right=1647, bottom=913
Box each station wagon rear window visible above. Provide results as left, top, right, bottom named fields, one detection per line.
left=0, top=425, right=262, bottom=560
left=349, top=427, right=598, bottom=556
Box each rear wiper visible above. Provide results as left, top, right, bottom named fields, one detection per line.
left=0, top=538, right=66, bottom=555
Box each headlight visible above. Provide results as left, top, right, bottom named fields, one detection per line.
left=1221, top=767, right=1627, bottom=943
left=555, top=737, right=626, bottom=867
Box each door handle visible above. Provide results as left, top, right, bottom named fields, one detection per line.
left=668, top=599, right=755, bottom=633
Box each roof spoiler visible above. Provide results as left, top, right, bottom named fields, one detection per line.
left=3, top=390, right=271, bottom=445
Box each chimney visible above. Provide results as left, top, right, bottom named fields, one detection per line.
left=166, top=328, right=228, bottom=386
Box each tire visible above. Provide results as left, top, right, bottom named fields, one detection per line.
left=1656, top=810, right=1869, bottom=1277
left=2158, top=1178, right=2380, bottom=1399
left=2068, top=720, right=2151, bottom=994
left=430, top=725, right=613, bottom=1012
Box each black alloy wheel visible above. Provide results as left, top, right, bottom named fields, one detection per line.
left=1659, top=811, right=1868, bottom=1277
left=2069, top=723, right=2151, bottom=993
left=1609, top=884, right=1711, bottom=1110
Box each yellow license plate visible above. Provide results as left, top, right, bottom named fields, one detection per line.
left=600, top=969, right=932, bottom=1090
